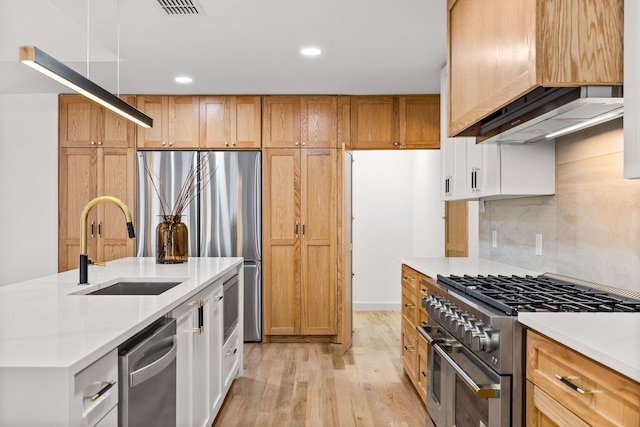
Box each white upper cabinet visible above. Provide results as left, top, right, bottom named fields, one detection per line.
left=440, top=66, right=556, bottom=201
left=625, top=0, right=640, bottom=178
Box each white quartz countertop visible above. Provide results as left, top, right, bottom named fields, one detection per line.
left=400, top=256, right=541, bottom=278
left=400, top=257, right=640, bottom=384
left=0, top=257, right=242, bottom=372
left=518, top=312, right=640, bottom=383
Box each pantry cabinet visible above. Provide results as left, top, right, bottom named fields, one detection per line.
left=58, top=147, right=135, bottom=272
left=200, top=95, right=262, bottom=149
left=351, top=95, right=440, bottom=149
left=59, top=94, right=134, bottom=148
left=136, top=95, right=200, bottom=148
left=263, top=148, right=338, bottom=337
left=526, top=329, right=640, bottom=426
left=262, top=96, right=338, bottom=148
left=448, top=0, right=623, bottom=137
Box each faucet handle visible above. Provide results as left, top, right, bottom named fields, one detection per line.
left=89, top=259, right=106, bottom=267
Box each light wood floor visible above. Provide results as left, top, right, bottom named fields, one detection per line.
left=213, top=311, right=428, bottom=427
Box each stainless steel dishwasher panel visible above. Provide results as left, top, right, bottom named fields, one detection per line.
left=119, top=317, right=177, bottom=427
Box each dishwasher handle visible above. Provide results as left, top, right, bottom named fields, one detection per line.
left=129, top=337, right=177, bottom=387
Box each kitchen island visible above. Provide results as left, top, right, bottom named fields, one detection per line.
left=0, top=257, right=243, bottom=427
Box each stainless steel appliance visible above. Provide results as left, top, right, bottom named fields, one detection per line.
left=223, top=274, right=239, bottom=344
left=119, top=317, right=177, bottom=427
left=420, top=273, right=640, bottom=427
left=136, top=151, right=262, bottom=342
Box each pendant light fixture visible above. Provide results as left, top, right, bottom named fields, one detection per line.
left=19, top=46, right=152, bottom=128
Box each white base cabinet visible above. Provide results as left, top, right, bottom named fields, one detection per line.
left=173, top=269, right=240, bottom=427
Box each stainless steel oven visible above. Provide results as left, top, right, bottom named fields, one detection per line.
left=419, top=325, right=510, bottom=427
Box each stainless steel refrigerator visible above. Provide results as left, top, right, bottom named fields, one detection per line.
left=136, top=151, right=262, bottom=342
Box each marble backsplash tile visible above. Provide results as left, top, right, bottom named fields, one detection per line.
left=479, top=119, right=640, bottom=293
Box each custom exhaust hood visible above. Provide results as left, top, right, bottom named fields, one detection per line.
left=469, top=86, right=624, bottom=144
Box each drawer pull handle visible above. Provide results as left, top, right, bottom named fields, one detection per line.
left=88, top=380, right=116, bottom=402
left=421, top=288, right=427, bottom=293
left=555, top=375, right=587, bottom=395
left=403, top=275, right=411, bottom=281
left=404, top=345, right=414, bottom=352
left=404, top=303, right=415, bottom=308
left=421, top=321, right=428, bottom=326
left=421, top=371, right=428, bottom=378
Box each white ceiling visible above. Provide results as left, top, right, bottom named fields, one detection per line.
left=0, top=0, right=447, bottom=95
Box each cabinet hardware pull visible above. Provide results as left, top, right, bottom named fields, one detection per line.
left=97, top=141, right=103, bottom=145
left=197, top=300, right=204, bottom=334
left=422, top=288, right=427, bottom=292
left=295, top=221, right=299, bottom=238
left=404, top=345, right=414, bottom=352
left=404, top=303, right=415, bottom=308
left=227, top=348, right=238, bottom=356
left=98, top=222, right=102, bottom=236
left=421, top=321, right=428, bottom=327
left=215, top=295, right=223, bottom=301
left=302, top=223, right=305, bottom=237
left=295, top=141, right=299, bottom=146
left=88, top=380, right=116, bottom=402
left=90, top=221, right=94, bottom=238
left=301, top=142, right=306, bottom=146
left=403, top=275, right=410, bottom=281
left=421, top=371, right=428, bottom=378
left=555, top=375, right=588, bottom=394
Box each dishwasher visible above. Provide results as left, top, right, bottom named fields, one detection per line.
left=119, top=317, right=177, bottom=427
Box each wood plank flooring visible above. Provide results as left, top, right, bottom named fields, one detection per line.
left=213, top=311, right=428, bottom=427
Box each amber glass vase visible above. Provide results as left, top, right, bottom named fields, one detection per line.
left=156, top=215, right=188, bottom=263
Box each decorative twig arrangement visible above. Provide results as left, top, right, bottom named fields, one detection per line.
left=144, top=153, right=216, bottom=218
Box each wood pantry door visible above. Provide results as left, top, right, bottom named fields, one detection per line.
left=263, top=149, right=301, bottom=335
left=300, top=149, right=337, bottom=335
left=444, top=201, right=468, bottom=257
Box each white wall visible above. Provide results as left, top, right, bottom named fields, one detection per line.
left=352, top=150, right=444, bottom=310
left=0, top=94, right=58, bottom=285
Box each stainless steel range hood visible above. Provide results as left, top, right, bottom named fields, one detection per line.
left=474, top=86, right=624, bottom=144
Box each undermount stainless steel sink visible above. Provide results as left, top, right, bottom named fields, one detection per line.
left=86, top=281, right=182, bottom=295
left=71, top=278, right=186, bottom=296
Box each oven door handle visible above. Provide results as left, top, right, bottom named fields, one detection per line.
left=433, top=343, right=501, bottom=399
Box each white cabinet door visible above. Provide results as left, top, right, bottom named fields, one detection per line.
left=625, top=0, right=640, bottom=178
left=175, top=300, right=196, bottom=427
left=209, top=286, right=224, bottom=415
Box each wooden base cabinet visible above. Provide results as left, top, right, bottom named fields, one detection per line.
left=526, top=330, right=640, bottom=426
left=263, top=148, right=343, bottom=340
left=58, top=147, right=135, bottom=272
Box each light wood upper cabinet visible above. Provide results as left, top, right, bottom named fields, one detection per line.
left=351, top=95, right=440, bottom=149
left=200, top=96, right=261, bottom=149
left=263, top=148, right=338, bottom=337
left=337, top=96, right=352, bottom=150
left=137, top=95, right=200, bottom=149
left=448, top=0, right=623, bottom=137
left=262, top=96, right=338, bottom=148
left=59, top=95, right=134, bottom=148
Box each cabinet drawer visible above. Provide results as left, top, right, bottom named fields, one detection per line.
left=401, top=285, right=418, bottom=326
left=401, top=318, right=418, bottom=382
left=401, top=264, right=419, bottom=293
left=223, top=327, right=241, bottom=391
left=527, top=330, right=640, bottom=427
left=74, top=349, right=118, bottom=427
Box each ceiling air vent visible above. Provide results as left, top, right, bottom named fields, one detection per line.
left=157, top=0, right=203, bottom=15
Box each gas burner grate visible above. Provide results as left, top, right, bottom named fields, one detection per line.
left=437, top=274, right=640, bottom=315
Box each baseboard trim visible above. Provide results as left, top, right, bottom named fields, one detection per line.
left=353, top=303, right=400, bottom=311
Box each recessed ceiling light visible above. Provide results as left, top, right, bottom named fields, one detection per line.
left=175, top=76, right=193, bottom=83
left=301, top=47, right=321, bottom=56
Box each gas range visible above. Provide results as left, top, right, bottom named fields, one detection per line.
left=419, top=272, right=640, bottom=427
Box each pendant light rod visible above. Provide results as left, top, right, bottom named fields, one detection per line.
left=19, top=45, right=153, bottom=128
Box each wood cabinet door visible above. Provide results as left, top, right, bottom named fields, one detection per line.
left=351, top=96, right=398, bottom=149
left=136, top=95, right=168, bottom=148
left=262, top=96, right=301, bottom=148
left=59, top=96, right=98, bottom=147
left=399, top=95, right=440, bottom=149
left=300, top=96, right=338, bottom=148
left=59, top=147, right=97, bottom=272
left=337, top=96, right=352, bottom=149
left=444, top=201, right=468, bottom=257
left=230, top=96, right=261, bottom=149
left=96, top=148, right=136, bottom=262
left=263, top=149, right=301, bottom=335
left=300, top=149, right=337, bottom=335
left=169, top=96, right=200, bottom=148
left=99, top=95, right=135, bottom=148
left=200, top=96, right=230, bottom=148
